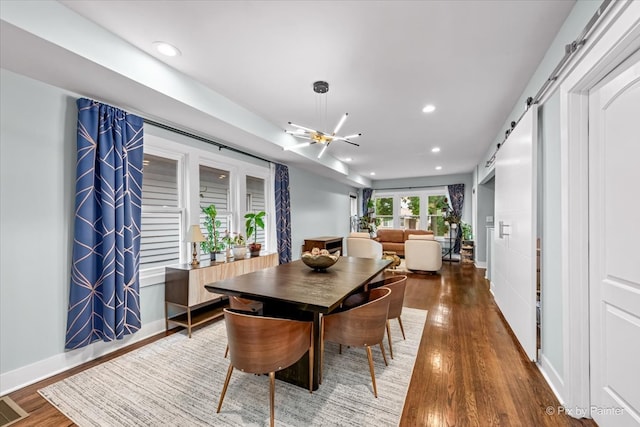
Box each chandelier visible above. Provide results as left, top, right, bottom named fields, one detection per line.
left=284, top=81, right=361, bottom=159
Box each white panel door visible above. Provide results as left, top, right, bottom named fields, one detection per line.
left=493, top=106, right=538, bottom=361
left=589, top=51, right=640, bottom=427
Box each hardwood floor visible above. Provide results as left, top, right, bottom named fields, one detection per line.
left=7, top=263, right=596, bottom=426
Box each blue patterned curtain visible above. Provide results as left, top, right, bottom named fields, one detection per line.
left=362, top=188, right=373, bottom=215
left=274, top=163, right=292, bottom=264
left=65, top=98, right=144, bottom=350
left=447, top=184, right=465, bottom=253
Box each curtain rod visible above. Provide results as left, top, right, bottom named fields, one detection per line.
left=485, top=0, right=614, bottom=168
left=143, top=118, right=273, bottom=165
left=374, top=184, right=452, bottom=192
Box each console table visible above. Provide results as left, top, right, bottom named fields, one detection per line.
left=303, top=236, right=343, bottom=254
left=165, top=253, right=278, bottom=337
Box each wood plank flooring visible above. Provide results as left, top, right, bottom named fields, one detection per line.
left=6, top=263, right=597, bottom=426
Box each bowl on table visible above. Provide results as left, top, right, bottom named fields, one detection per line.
left=301, top=249, right=340, bottom=271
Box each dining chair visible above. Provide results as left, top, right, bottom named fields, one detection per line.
left=217, top=309, right=313, bottom=427
left=224, top=296, right=264, bottom=358
left=321, top=287, right=391, bottom=397
left=367, top=275, right=408, bottom=359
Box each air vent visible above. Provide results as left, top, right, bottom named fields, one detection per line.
left=0, top=397, right=29, bottom=426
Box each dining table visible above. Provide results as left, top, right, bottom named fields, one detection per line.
left=205, top=256, right=392, bottom=390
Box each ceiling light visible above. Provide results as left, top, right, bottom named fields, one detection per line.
left=422, top=104, right=436, bottom=113
left=431, top=147, right=441, bottom=153
left=370, top=172, right=376, bottom=176
left=344, top=157, right=352, bottom=162
left=153, top=41, right=181, bottom=57
left=286, top=81, right=362, bottom=157
left=435, top=166, right=442, bottom=170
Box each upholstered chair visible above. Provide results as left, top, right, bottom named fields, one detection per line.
left=346, top=232, right=383, bottom=259
left=404, top=234, right=442, bottom=272
left=217, top=309, right=313, bottom=427
left=367, top=275, right=408, bottom=359
left=321, top=287, right=391, bottom=397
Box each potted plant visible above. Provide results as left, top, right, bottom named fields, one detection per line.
left=245, top=210, right=265, bottom=257
left=231, top=233, right=247, bottom=259
left=201, top=204, right=225, bottom=261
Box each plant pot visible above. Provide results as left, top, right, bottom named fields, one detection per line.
left=232, top=246, right=247, bottom=259
left=248, top=243, right=262, bottom=257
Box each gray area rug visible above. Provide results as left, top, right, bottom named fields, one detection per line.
left=40, top=308, right=428, bottom=427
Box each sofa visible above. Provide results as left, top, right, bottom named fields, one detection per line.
left=374, top=229, right=434, bottom=256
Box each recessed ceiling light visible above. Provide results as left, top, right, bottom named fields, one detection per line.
left=370, top=172, right=376, bottom=176
left=153, top=41, right=181, bottom=57
left=422, top=104, right=436, bottom=113
left=431, top=147, right=441, bottom=153
left=435, top=166, right=442, bottom=170
left=344, top=157, right=352, bottom=162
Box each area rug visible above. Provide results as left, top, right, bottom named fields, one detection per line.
left=39, top=308, right=428, bottom=427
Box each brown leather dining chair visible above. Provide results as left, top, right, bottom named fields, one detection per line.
left=367, top=275, right=408, bottom=359
left=217, top=308, right=313, bottom=427
left=321, top=287, right=391, bottom=398
left=224, top=296, right=264, bottom=358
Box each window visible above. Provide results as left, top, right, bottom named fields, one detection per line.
left=199, top=165, right=231, bottom=259
left=350, top=193, right=358, bottom=232
left=427, top=195, right=448, bottom=236
left=371, top=188, right=449, bottom=233
left=140, top=153, right=182, bottom=270
left=246, top=176, right=266, bottom=246
left=375, top=197, right=393, bottom=228
left=400, top=196, right=420, bottom=229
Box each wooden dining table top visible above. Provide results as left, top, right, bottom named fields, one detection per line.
left=204, top=256, right=392, bottom=314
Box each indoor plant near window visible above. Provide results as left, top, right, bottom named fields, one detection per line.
left=461, top=221, right=473, bottom=242
left=201, top=204, right=225, bottom=261
left=245, top=210, right=265, bottom=257
left=231, top=233, right=247, bottom=259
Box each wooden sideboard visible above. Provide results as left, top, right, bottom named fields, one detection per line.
left=303, top=236, right=343, bottom=255
left=165, top=253, right=278, bottom=337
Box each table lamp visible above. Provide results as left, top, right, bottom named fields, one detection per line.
left=186, top=225, right=206, bottom=266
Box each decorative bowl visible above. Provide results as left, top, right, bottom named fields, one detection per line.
left=301, top=250, right=340, bottom=270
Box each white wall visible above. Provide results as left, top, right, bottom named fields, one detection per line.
left=289, top=166, right=356, bottom=259
left=539, top=89, right=565, bottom=383
left=0, top=70, right=169, bottom=393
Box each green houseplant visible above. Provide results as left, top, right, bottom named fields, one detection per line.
left=231, top=233, right=247, bottom=259
left=245, top=211, right=265, bottom=257
left=201, top=204, right=225, bottom=261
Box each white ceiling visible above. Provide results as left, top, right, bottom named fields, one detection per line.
left=2, top=0, right=575, bottom=185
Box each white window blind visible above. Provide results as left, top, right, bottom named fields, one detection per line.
left=199, top=165, right=231, bottom=259
left=246, top=176, right=265, bottom=246
left=141, top=153, right=182, bottom=270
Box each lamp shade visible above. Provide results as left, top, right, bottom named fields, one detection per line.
left=186, top=225, right=206, bottom=243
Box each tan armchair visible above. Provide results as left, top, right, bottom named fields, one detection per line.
left=405, top=234, right=442, bottom=272
left=346, top=232, right=383, bottom=259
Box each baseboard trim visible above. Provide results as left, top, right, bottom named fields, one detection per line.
left=538, top=353, right=565, bottom=406
left=475, top=261, right=487, bottom=269
left=0, top=319, right=166, bottom=395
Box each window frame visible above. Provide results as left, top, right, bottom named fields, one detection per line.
left=139, top=143, right=186, bottom=287
left=373, top=187, right=449, bottom=233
